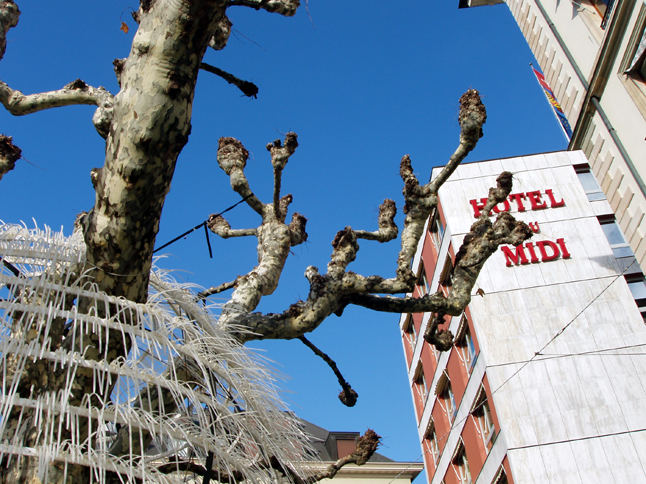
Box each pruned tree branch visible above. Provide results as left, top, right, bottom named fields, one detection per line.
left=0, top=79, right=114, bottom=137
left=218, top=137, right=266, bottom=215
left=267, top=132, right=298, bottom=219
left=354, top=199, right=398, bottom=242
left=211, top=133, right=308, bottom=330
left=0, top=0, right=19, bottom=61
left=210, top=91, right=532, bottom=358
left=309, top=429, right=381, bottom=482
left=207, top=214, right=257, bottom=238
left=0, top=134, right=20, bottom=180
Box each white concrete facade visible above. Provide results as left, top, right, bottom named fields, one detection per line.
left=403, top=151, right=646, bottom=483
left=460, top=0, right=646, bottom=268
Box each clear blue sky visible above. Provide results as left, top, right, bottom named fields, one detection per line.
left=0, top=1, right=567, bottom=480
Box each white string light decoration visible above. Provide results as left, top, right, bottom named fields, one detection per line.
left=0, top=222, right=314, bottom=483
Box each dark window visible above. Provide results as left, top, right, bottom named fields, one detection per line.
left=403, top=314, right=417, bottom=348
left=430, top=211, right=445, bottom=248
left=456, top=316, right=477, bottom=372
left=472, top=387, right=496, bottom=450
left=424, top=422, right=440, bottom=466
left=438, top=373, right=457, bottom=420
left=623, top=6, right=646, bottom=84
left=597, top=0, right=615, bottom=29
left=493, top=467, right=509, bottom=484
left=417, top=262, right=430, bottom=296
left=452, top=441, right=472, bottom=484
left=627, top=26, right=646, bottom=80
left=439, top=256, right=453, bottom=287
left=414, top=363, right=428, bottom=402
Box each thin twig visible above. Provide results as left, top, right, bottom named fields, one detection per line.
left=200, top=62, right=258, bottom=98
left=299, top=335, right=358, bottom=407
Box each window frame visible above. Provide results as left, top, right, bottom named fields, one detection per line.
left=492, top=466, right=509, bottom=484
left=451, top=440, right=472, bottom=484
left=414, top=362, right=428, bottom=403
left=416, top=262, right=430, bottom=296
left=619, top=4, right=646, bottom=116
left=598, top=214, right=633, bottom=258
left=574, top=164, right=605, bottom=201
left=429, top=210, right=445, bottom=249
left=437, top=372, right=457, bottom=421
left=456, top=315, right=477, bottom=372
left=471, top=386, right=496, bottom=450
left=403, top=314, right=417, bottom=349
left=423, top=421, right=440, bottom=466
left=625, top=274, right=646, bottom=320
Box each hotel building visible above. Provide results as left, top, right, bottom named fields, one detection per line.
left=458, top=0, right=646, bottom=271
left=401, top=150, right=646, bottom=483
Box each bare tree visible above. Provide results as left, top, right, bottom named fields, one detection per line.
left=0, top=1, right=533, bottom=483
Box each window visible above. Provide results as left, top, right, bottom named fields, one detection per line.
left=625, top=10, right=646, bottom=82
left=492, top=467, right=508, bottom=484
left=625, top=274, right=646, bottom=320
left=472, top=387, right=496, bottom=450
left=452, top=442, right=472, bottom=484
left=423, top=422, right=440, bottom=466
left=620, top=4, right=646, bottom=113
left=574, top=164, right=605, bottom=201
left=598, top=215, right=633, bottom=258
left=414, top=363, right=428, bottom=402
left=595, top=0, right=614, bottom=29
left=430, top=211, right=445, bottom=248
left=437, top=372, right=457, bottom=420
left=417, top=263, right=430, bottom=296
left=456, top=316, right=477, bottom=372
left=439, top=255, right=453, bottom=288
left=403, top=314, right=417, bottom=348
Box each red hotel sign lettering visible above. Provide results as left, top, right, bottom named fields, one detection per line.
left=468, top=188, right=571, bottom=267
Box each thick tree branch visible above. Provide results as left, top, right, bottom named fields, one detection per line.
left=0, top=0, right=18, bottom=61
left=217, top=137, right=266, bottom=215
left=428, top=89, right=487, bottom=192
left=354, top=199, right=398, bottom=242
left=0, top=79, right=114, bottom=137
left=213, top=133, right=309, bottom=330
left=0, top=79, right=110, bottom=114
left=207, top=214, right=257, bottom=238
left=200, top=62, right=258, bottom=98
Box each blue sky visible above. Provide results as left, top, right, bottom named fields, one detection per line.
left=0, top=1, right=567, bottom=479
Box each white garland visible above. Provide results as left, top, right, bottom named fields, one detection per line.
left=0, top=222, right=314, bottom=483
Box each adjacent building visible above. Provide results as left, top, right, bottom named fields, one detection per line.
left=300, top=419, right=424, bottom=483
left=459, top=0, right=646, bottom=268
left=401, top=151, right=646, bottom=483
